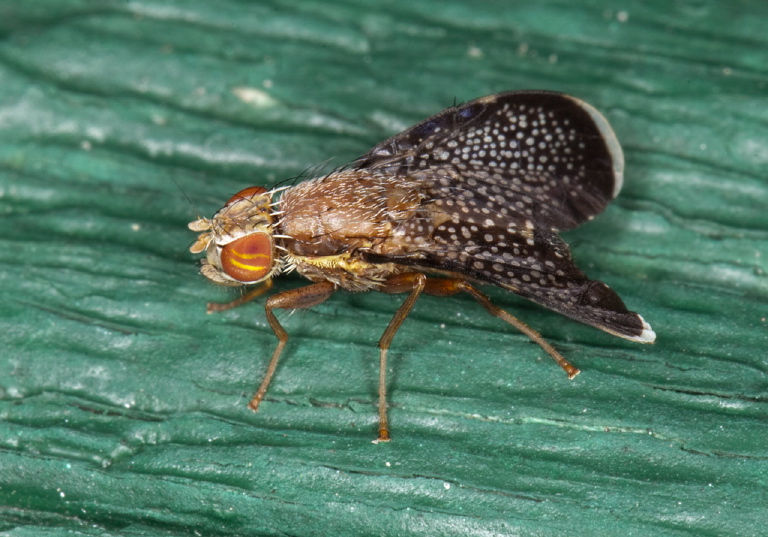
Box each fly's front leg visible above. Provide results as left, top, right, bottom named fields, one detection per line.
left=206, top=280, right=274, bottom=313
left=248, top=281, right=337, bottom=412
left=424, top=278, right=580, bottom=379
left=375, top=272, right=428, bottom=442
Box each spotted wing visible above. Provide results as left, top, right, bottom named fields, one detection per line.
left=365, top=188, right=654, bottom=343
left=354, top=90, right=624, bottom=231
left=357, top=91, right=653, bottom=342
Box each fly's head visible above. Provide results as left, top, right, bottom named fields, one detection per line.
left=188, top=186, right=279, bottom=287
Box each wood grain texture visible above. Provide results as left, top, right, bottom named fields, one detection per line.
left=1, top=1, right=766, bottom=536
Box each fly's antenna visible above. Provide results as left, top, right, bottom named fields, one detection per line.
left=171, top=176, right=202, bottom=219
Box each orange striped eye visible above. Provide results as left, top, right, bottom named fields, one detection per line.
left=226, top=186, right=267, bottom=206
left=220, top=233, right=273, bottom=283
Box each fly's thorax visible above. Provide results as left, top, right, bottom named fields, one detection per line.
left=188, top=186, right=281, bottom=286
left=269, top=169, right=432, bottom=291
left=277, top=169, right=427, bottom=258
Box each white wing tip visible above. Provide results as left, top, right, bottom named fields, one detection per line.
left=633, top=315, right=656, bottom=343
left=566, top=94, right=624, bottom=199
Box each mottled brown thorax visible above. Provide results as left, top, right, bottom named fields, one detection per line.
left=276, top=169, right=431, bottom=290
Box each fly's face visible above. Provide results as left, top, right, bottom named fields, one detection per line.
left=188, top=186, right=279, bottom=286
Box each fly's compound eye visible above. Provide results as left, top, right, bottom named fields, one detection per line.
left=226, top=186, right=268, bottom=206
left=219, top=233, right=273, bottom=283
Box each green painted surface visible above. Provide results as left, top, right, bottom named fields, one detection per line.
left=1, top=1, right=766, bottom=536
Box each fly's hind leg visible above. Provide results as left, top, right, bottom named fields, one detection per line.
left=248, top=281, right=337, bottom=412
left=371, top=272, right=578, bottom=442
left=424, top=278, right=580, bottom=379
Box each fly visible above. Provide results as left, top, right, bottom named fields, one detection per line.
left=188, top=90, right=656, bottom=442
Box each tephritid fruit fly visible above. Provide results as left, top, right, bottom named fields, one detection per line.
left=189, top=90, right=656, bottom=442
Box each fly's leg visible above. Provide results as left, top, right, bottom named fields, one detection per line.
left=206, top=280, right=274, bottom=313
left=248, top=281, right=337, bottom=412
left=375, top=272, right=428, bottom=442
left=424, top=278, right=580, bottom=379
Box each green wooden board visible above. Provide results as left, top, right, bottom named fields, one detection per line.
left=1, top=1, right=766, bottom=536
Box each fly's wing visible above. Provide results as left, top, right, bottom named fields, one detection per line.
left=355, top=90, right=624, bottom=231
left=365, top=204, right=654, bottom=343
left=356, top=91, right=654, bottom=342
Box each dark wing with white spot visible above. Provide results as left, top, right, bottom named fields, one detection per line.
left=358, top=91, right=653, bottom=342
left=365, top=202, right=653, bottom=343
left=355, top=90, right=624, bottom=231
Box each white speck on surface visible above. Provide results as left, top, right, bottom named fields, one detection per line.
left=467, top=45, right=483, bottom=58
left=232, top=87, right=278, bottom=108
